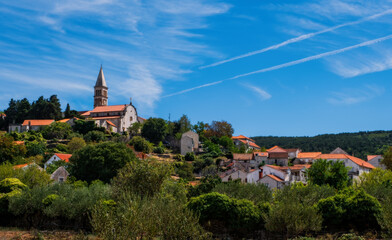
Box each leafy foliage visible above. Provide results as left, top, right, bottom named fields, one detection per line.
left=141, top=118, right=168, bottom=144
left=67, top=137, right=86, bottom=153
left=307, top=159, right=349, bottom=189
left=129, top=136, right=153, bottom=153
left=317, top=188, right=381, bottom=230
left=70, top=142, right=136, bottom=183
left=83, top=130, right=106, bottom=143
left=0, top=135, right=27, bottom=164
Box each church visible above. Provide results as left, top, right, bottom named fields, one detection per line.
left=81, top=66, right=141, bottom=133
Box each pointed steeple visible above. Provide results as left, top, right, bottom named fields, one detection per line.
left=95, top=65, right=107, bottom=88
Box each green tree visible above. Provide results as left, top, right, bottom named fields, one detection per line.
left=307, top=159, right=349, bottom=189
left=128, top=122, right=143, bottom=137
left=67, top=137, right=86, bottom=153
left=112, top=160, right=172, bottom=198
left=26, top=141, right=46, bottom=156
left=382, top=147, right=392, bottom=170
left=70, top=142, right=137, bottom=183
left=129, top=136, right=153, bottom=153
left=64, top=103, right=71, bottom=118
left=41, top=122, right=72, bottom=140
left=73, top=119, right=103, bottom=135
left=204, top=120, right=234, bottom=138
left=84, top=130, right=106, bottom=143
left=317, top=188, right=381, bottom=230
left=141, top=118, right=168, bottom=144
left=0, top=135, right=27, bottom=163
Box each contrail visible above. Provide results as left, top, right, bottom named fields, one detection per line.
left=162, top=80, right=224, bottom=98
left=200, top=9, right=392, bottom=69
left=165, top=34, right=392, bottom=97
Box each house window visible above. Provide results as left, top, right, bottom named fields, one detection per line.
left=59, top=177, right=64, bottom=182
left=130, top=116, right=133, bottom=121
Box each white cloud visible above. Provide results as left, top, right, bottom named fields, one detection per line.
left=245, top=84, right=271, bottom=100
left=327, top=85, right=384, bottom=105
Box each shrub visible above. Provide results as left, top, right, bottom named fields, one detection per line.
left=83, top=130, right=106, bottom=143
left=67, top=137, right=86, bottom=153
left=42, top=194, right=59, bottom=206
left=174, top=161, right=194, bottom=181
left=187, top=192, right=262, bottom=231
left=70, top=142, right=136, bottom=183
left=129, top=136, right=152, bottom=153
left=307, top=159, right=349, bottom=190
left=0, top=178, right=27, bottom=193
left=91, top=194, right=210, bottom=239
left=317, top=188, right=381, bottom=230
left=185, top=152, right=196, bottom=161
left=153, top=142, right=165, bottom=154
left=112, top=160, right=172, bottom=199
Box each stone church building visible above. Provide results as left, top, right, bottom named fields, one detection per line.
left=81, top=66, right=139, bottom=133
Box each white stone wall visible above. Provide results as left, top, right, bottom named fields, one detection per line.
left=222, top=170, right=247, bottom=182
left=258, top=175, right=282, bottom=189
left=369, top=156, right=386, bottom=169
left=246, top=170, right=260, bottom=183
left=262, top=166, right=288, bottom=181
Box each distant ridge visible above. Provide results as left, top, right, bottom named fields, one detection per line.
left=252, top=130, right=392, bottom=159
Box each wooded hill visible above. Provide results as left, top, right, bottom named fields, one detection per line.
left=252, top=130, right=392, bottom=159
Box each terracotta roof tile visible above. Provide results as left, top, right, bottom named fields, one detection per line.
left=298, top=152, right=322, bottom=158
left=367, top=155, right=381, bottom=161
left=54, top=153, right=72, bottom=163
left=265, top=174, right=284, bottom=182
left=106, top=120, right=117, bottom=127
left=90, top=105, right=127, bottom=113
left=267, top=146, right=287, bottom=153
left=233, top=153, right=253, bottom=161
left=254, top=152, right=268, bottom=157
left=22, top=119, right=54, bottom=126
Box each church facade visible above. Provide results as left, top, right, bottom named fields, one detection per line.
left=81, top=67, right=139, bottom=133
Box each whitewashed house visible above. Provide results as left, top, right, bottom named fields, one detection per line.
left=232, top=135, right=260, bottom=150
left=44, top=153, right=72, bottom=169
left=294, top=152, right=322, bottom=164
left=258, top=164, right=310, bottom=189
left=180, top=131, right=199, bottom=155
left=21, top=119, right=54, bottom=132
left=220, top=169, right=259, bottom=183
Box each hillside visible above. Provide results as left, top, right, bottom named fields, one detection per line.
left=252, top=130, right=392, bottom=159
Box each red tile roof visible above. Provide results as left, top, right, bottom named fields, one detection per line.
left=22, top=119, right=54, bottom=126
left=58, top=118, right=79, bottom=123
left=265, top=174, right=284, bottom=182
left=232, top=135, right=253, bottom=141
left=314, top=154, right=375, bottom=169
left=298, top=152, right=322, bottom=159
left=106, top=120, right=117, bottom=128
left=13, top=163, right=32, bottom=169
left=346, top=155, right=375, bottom=169
left=267, top=146, right=287, bottom=153
left=90, top=105, right=127, bottom=113
left=81, top=111, right=91, bottom=116
left=238, top=139, right=260, bottom=149
left=269, top=152, right=289, bottom=159
left=54, top=153, right=72, bottom=163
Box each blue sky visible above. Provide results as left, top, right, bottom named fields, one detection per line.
left=1, top=0, right=392, bottom=136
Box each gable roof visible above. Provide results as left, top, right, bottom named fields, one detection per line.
left=51, top=166, right=70, bottom=180
left=330, top=147, right=348, bottom=155
left=58, top=118, right=79, bottom=123
left=314, top=154, right=375, bottom=169
left=13, top=162, right=33, bottom=169
left=265, top=174, right=284, bottom=182
left=267, top=146, right=287, bottom=153
left=367, top=155, right=382, bottom=161
left=90, top=105, right=127, bottom=113
left=22, top=119, right=54, bottom=126
left=232, top=135, right=254, bottom=141
left=346, top=155, right=375, bottom=169
left=269, top=152, right=289, bottom=159
left=238, top=139, right=260, bottom=149
left=298, top=152, right=322, bottom=159
left=54, top=153, right=72, bottom=163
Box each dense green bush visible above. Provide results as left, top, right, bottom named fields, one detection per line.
left=0, top=164, right=51, bottom=188
left=41, top=122, right=72, bottom=140
left=83, top=130, right=106, bottom=143
left=212, top=181, right=272, bottom=204
left=153, top=142, right=165, bottom=154
left=8, top=181, right=112, bottom=229
left=307, top=159, right=349, bottom=189
left=70, top=142, right=136, bottom=183
left=0, top=178, right=27, bottom=216
left=174, top=161, right=194, bottom=181
left=129, top=136, right=153, bottom=153
left=185, top=152, right=196, bottom=161
left=317, top=188, right=381, bottom=230
left=112, top=160, right=172, bottom=198
left=188, top=192, right=262, bottom=231
left=91, top=193, right=210, bottom=239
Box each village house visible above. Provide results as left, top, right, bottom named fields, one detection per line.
left=294, top=152, right=322, bottom=164
left=220, top=168, right=259, bottom=183
left=258, top=164, right=310, bottom=189
left=367, top=155, right=385, bottom=169
left=180, top=130, right=199, bottom=155
left=44, top=153, right=72, bottom=169
left=267, top=146, right=289, bottom=166
left=253, top=151, right=268, bottom=166
left=11, top=119, right=55, bottom=133
left=232, top=135, right=260, bottom=150
left=13, top=162, right=43, bottom=171
left=81, top=67, right=139, bottom=133
left=50, top=166, right=70, bottom=183
left=312, top=154, right=375, bottom=180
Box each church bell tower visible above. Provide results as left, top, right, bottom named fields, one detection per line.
left=94, top=66, right=108, bottom=108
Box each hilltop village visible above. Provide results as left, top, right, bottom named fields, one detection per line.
left=0, top=67, right=391, bottom=239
